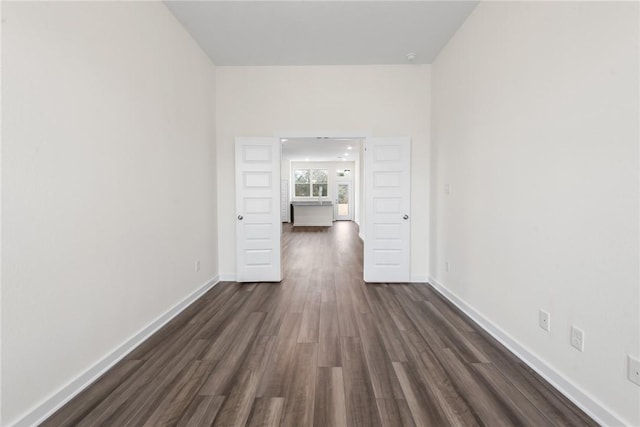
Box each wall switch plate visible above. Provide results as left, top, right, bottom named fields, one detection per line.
left=570, top=326, right=584, bottom=351
left=539, top=310, right=550, bottom=332
left=444, top=184, right=451, bottom=195
left=628, top=355, right=640, bottom=386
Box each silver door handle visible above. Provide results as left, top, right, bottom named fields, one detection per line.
left=403, top=215, right=409, bottom=220
left=237, top=215, right=244, bottom=220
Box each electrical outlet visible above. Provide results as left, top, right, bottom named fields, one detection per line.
left=570, top=326, right=584, bottom=352
left=628, top=355, right=640, bottom=386
left=195, top=260, right=200, bottom=272
left=538, top=310, right=550, bottom=332
left=445, top=261, right=450, bottom=272
left=444, top=184, right=451, bottom=195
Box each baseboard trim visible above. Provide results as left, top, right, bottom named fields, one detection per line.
left=410, top=275, right=428, bottom=283
left=426, top=276, right=625, bottom=427
left=219, top=273, right=236, bottom=282
left=9, top=275, right=220, bottom=427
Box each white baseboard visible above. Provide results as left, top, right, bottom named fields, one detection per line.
left=426, top=276, right=625, bottom=427
left=9, top=275, right=220, bottom=427
left=219, top=273, right=236, bottom=282
left=410, top=275, right=428, bottom=283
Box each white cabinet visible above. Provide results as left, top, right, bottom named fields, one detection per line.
left=292, top=202, right=334, bottom=226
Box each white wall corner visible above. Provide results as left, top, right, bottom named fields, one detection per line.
left=8, top=276, right=220, bottom=427
left=426, top=276, right=626, bottom=427
left=218, top=273, right=237, bottom=282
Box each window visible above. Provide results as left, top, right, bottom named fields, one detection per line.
left=294, top=169, right=310, bottom=197
left=294, top=168, right=328, bottom=197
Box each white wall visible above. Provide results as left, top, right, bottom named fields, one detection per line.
left=1, top=2, right=217, bottom=425
left=216, top=65, right=430, bottom=281
left=431, top=2, right=639, bottom=425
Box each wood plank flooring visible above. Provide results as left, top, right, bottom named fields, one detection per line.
left=42, top=222, right=597, bottom=426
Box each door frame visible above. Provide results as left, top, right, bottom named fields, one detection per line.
left=277, top=130, right=369, bottom=228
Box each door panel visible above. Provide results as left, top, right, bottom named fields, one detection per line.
left=364, top=137, right=411, bottom=283
left=235, top=137, right=281, bottom=282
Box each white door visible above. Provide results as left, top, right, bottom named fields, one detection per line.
left=235, top=137, right=281, bottom=282
left=334, top=181, right=353, bottom=221
left=364, top=137, right=411, bottom=283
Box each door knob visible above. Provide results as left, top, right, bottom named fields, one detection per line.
left=237, top=215, right=244, bottom=220
left=403, top=214, right=409, bottom=220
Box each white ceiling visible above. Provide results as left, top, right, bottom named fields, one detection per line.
left=282, top=138, right=360, bottom=162
left=164, top=1, right=478, bottom=66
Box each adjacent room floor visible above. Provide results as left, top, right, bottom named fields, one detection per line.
left=43, top=222, right=596, bottom=426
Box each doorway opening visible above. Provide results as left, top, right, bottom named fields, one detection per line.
left=280, top=136, right=363, bottom=228
left=334, top=181, right=353, bottom=221
left=234, top=135, right=411, bottom=283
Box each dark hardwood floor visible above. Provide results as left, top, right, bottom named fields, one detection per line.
left=42, top=222, right=596, bottom=426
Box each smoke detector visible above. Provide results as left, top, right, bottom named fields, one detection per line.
left=406, top=52, right=417, bottom=62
